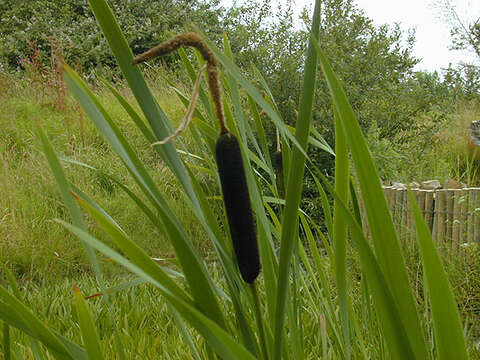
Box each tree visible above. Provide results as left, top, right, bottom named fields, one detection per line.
left=436, top=0, right=480, bottom=62
left=0, top=0, right=225, bottom=73
left=435, top=0, right=480, bottom=99
left=223, top=0, right=420, bottom=135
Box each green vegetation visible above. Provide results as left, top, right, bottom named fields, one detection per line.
left=1, top=0, right=480, bottom=359
left=0, top=70, right=202, bottom=280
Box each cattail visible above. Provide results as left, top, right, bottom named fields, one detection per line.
left=134, top=32, right=261, bottom=283
left=216, top=131, right=260, bottom=283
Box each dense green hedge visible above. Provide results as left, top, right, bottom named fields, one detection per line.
left=0, top=0, right=224, bottom=73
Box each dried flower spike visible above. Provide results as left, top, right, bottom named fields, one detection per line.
left=133, top=32, right=228, bottom=134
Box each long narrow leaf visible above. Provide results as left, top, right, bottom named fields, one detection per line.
left=59, top=222, right=258, bottom=360
left=37, top=126, right=102, bottom=281
left=0, top=287, right=74, bottom=359
left=200, top=37, right=307, bottom=159
left=72, top=193, right=192, bottom=303
left=409, top=191, right=468, bottom=359
left=321, top=177, right=415, bottom=360
left=332, top=107, right=351, bottom=357
left=86, top=0, right=197, bottom=202
left=314, top=38, right=429, bottom=359
left=63, top=64, right=226, bottom=329
left=272, top=1, right=321, bottom=358
left=73, top=287, right=104, bottom=360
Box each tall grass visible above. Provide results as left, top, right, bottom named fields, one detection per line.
left=0, top=0, right=474, bottom=358
left=0, top=77, right=193, bottom=280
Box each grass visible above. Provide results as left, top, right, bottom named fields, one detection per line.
left=2, top=56, right=480, bottom=359
left=1, top=0, right=480, bottom=357
left=0, top=73, right=208, bottom=281
left=2, top=244, right=479, bottom=359
left=5, top=275, right=195, bottom=358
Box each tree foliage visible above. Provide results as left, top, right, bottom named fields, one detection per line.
left=435, top=0, right=480, bottom=100
left=0, top=0, right=224, bottom=73
left=2, top=0, right=476, bottom=186
left=436, top=0, right=480, bottom=60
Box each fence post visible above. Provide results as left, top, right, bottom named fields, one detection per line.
left=437, top=189, right=447, bottom=243
left=452, top=189, right=462, bottom=247
left=474, top=190, right=480, bottom=242
left=446, top=190, right=455, bottom=243
left=424, top=190, right=434, bottom=233
left=467, top=188, right=475, bottom=242
left=378, top=186, right=480, bottom=244
left=460, top=189, right=468, bottom=245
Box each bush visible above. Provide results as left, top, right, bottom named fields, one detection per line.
left=0, top=0, right=224, bottom=74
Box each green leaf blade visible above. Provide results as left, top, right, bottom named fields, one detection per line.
left=73, top=287, right=104, bottom=360
left=409, top=191, right=468, bottom=360
left=314, top=38, right=429, bottom=360
left=272, top=1, right=322, bottom=358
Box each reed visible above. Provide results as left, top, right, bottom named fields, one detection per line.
left=134, top=32, right=261, bottom=284
left=0, top=0, right=471, bottom=358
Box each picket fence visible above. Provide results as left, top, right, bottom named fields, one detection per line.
left=360, top=187, right=480, bottom=244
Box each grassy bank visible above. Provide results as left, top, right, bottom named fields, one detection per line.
left=0, top=74, right=210, bottom=281
left=4, top=243, right=479, bottom=358
left=1, top=72, right=480, bottom=358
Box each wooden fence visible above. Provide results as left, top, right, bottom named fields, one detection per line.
left=360, top=187, right=480, bottom=244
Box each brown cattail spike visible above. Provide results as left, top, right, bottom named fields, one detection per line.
left=133, top=32, right=228, bottom=134
left=215, top=132, right=260, bottom=283
left=134, top=33, right=261, bottom=283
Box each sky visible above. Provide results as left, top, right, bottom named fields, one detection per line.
left=221, top=0, right=480, bottom=72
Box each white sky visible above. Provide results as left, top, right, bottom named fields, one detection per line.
left=221, top=0, right=480, bottom=72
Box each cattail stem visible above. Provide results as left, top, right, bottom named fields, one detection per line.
left=250, top=282, right=268, bottom=360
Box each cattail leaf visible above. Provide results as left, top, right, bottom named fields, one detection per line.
left=85, top=7, right=233, bottom=321
left=333, top=106, right=351, bottom=357
left=0, top=286, right=77, bottom=359
left=409, top=191, right=468, bottom=359
left=59, top=222, right=258, bottom=360
left=73, top=286, right=104, bottom=360
left=97, top=76, right=157, bottom=144
left=313, top=36, right=429, bottom=359
left=71, top=193, right=192, bottom=303
left=0, top=304, right=86, bottom=360
left=37, top=125, right=103, bottom=283
left=63, top=64, right=227, bottom=329
left=272, top=1, right=322, bottom=358
left=248, top=95, right=275, bottom=178
left=86, top=0, right=198, bottom=202
left=200, top=35, right=308, bottom=160
left=2, top=322, right=10, bottom=360
left=285, top=124, right=335, bottom=156
left=58, top=155, right=165, bottom=237
left=320, top=177, right=416, bottom=360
